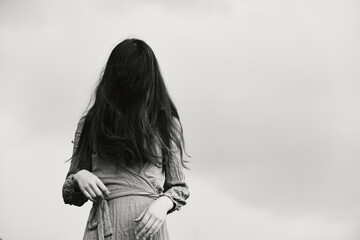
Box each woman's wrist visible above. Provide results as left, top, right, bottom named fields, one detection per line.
left=69, top=174, right=80, bottom=193
left=158, top=196, right=174, bottom=212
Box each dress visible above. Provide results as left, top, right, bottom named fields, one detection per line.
left=62, top=118, right=190, bottom=240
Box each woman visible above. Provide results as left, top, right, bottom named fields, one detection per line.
left=62, top=38, right=190, bottom=240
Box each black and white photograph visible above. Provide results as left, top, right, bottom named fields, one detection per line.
left=0, top=0, right=359, bottom=239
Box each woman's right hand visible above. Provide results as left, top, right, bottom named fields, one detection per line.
left=74, top=169, right=111, bottom=202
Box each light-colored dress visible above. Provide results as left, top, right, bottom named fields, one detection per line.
left=62, top=118, right=190, bottom=240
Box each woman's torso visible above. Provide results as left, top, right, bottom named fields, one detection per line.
left=91, top=153, right=166, bottom=197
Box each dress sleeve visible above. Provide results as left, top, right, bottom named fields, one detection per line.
left=160, top=148, right=190, bottom=214
left=62, top=117, right=89, bottom=207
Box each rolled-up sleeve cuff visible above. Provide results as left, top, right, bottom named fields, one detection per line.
left=62, top=174, right=88, bottom=206
left=159, top=186, right=190, bottom=214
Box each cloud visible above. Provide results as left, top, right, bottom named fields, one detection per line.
left=167, top=175, right=359, bottom=240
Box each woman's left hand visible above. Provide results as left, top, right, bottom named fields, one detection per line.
left=134, top=196, right=173, bottom=239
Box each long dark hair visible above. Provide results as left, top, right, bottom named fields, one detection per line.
left=71, top=38, right=188, bottom=171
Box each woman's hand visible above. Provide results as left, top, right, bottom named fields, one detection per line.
left=134, top=196, right=174, bottom=239
left=74, top=169, right=110, bottom=202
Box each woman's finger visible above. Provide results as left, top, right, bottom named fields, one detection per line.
left=78, top=184, right=95, bottom=201
left=84, top=185, right=97, bottom=200
left=83, top=189, right=95, bottom=202
left=152, top=220, right=163, bottom=236
left=90, top=183, right=104, bottom=199
left=136, top=216, right=156, bottom=239
left=96, top=179, right=110, bottom=197
left=135, top=212, right=151, bottom=233
left=143, top=219, right=161, bottom=239
left=134, top=208, right=147, bottom=222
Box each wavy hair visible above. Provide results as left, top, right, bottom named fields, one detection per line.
left=71, top=38, right=188, bottom=171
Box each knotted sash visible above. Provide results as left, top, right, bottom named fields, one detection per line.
left=86, top=167, right=162, bottom=240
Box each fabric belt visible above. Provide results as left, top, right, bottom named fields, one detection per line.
left=87, top=191, right=161, bottom=240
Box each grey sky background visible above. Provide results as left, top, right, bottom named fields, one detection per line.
left=0, top=0, right=360, bottom=239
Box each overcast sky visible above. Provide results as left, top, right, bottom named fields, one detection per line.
left=0, top=0, right=360, bottom=239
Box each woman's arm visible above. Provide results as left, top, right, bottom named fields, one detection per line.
left=62, top=118, right=90, bottom=206
left=159, top=148, right=190, bottom=214
left=134, top=150, right=190, bottom=239
left=62, top=117, right=111, bottom=205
